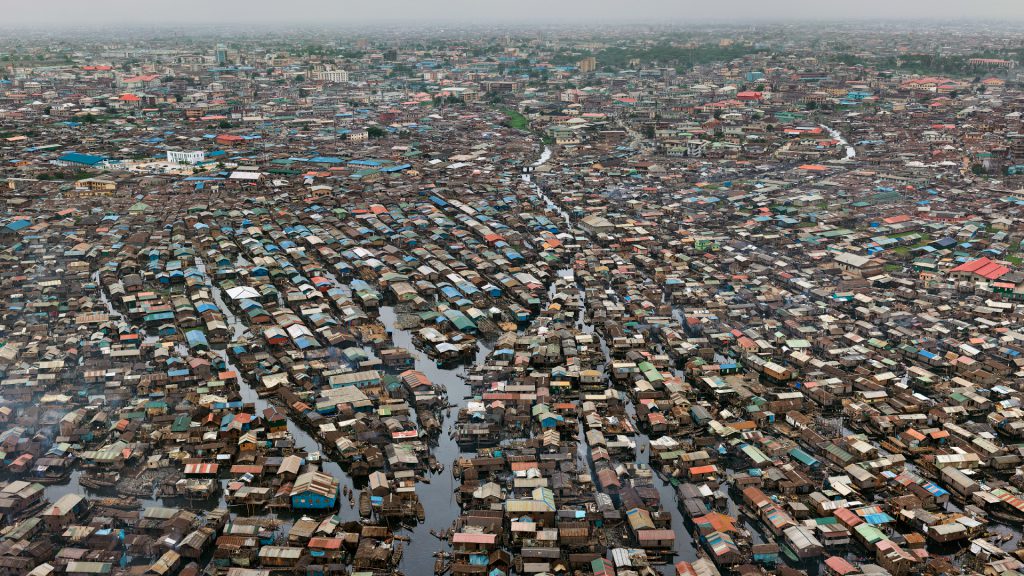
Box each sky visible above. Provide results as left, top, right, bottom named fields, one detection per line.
left=3, top=0, right=1023, bottom=27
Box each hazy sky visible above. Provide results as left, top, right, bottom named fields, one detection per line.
left=3, top=0, right=1023, bottom=27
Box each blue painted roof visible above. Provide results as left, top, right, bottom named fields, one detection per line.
left=58, top=152, right=107, bottom=166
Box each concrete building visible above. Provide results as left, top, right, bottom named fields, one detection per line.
left=167, top=150, right=206, bottom=165
left=312, top=69, right=349, bottom=83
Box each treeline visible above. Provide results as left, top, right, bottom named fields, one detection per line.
left=596, top=43, right=767, bottom=71
left=829, top=51, right=1020, bottom=77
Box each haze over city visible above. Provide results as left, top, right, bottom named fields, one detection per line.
left=3, top=0, right=1024, bottom=26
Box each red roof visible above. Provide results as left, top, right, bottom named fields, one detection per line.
left=308, top=537, right=343, bottom=549
left=689, top=465, right=718, bottom=476
left=882, top=215, right=911, bottom=224
left=950, top=257, right=1010, bottom=281
left=825, top=556, right=857, bottom=575
left=510, top=462, right=539, bottom=472
left=834, top=507, right=862, bottom=527
left=184, top=463, right=218, bottom=475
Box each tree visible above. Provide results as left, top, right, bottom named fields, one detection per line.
left=367, top=126, right=386, bottom=139
left=971, top=163, right=987, bottom=176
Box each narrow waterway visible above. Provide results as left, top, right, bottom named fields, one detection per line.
left=48, top=143, right=698, bottom=572
left=527, top=147, right=698, bottom=571
left=385, top=304, right=491, bottom=573
left=820, top=124, right=856, bottom=159
left=395, top=148, right=561, bottom=570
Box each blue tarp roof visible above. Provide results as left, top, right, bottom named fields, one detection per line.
left=862, top=512, right=895, bottom=525
left=185, top=330, right=209, bottom=348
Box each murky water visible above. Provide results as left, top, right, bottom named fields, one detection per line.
left=47, top=144, right=697, bottom=573
left=379, top=304, right=490, bottom=572
left=529, top=149, right=698, bottom=571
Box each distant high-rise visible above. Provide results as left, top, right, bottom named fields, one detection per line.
left=215, top=44, right=228, bottom=65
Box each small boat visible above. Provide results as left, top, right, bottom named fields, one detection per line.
left=80, top=471, right=120, bottom=489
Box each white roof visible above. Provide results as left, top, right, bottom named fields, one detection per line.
left=229, top=171, right=263, bottom=180
left=226, top=286, right=260, bottom=300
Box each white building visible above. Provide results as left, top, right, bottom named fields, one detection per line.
left=312, top=69, right=349, bottom=83
left=167, top=150, right=205, bottom=165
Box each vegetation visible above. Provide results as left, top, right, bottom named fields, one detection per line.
left=501, top=108, right=529, bottom=130
left=37, top=170, right=93, bottom=181
left=892, top=234, right=933, bottom=256
left=596, top=42, right=767, bottom=72
left=432, top=95, right=464, bottom=106
left=828, top=50, right=1023, bottom=77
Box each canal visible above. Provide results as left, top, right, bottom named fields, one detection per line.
left=820, top=123, right=857, bottom=160
left=47, top=142, right=701, bottom=573
left=529, top=148, right=699, bottom=571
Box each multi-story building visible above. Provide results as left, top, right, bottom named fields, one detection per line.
left=167, top=150, right=205, bottom=165
left=312, top=69, right=349, bottom=83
